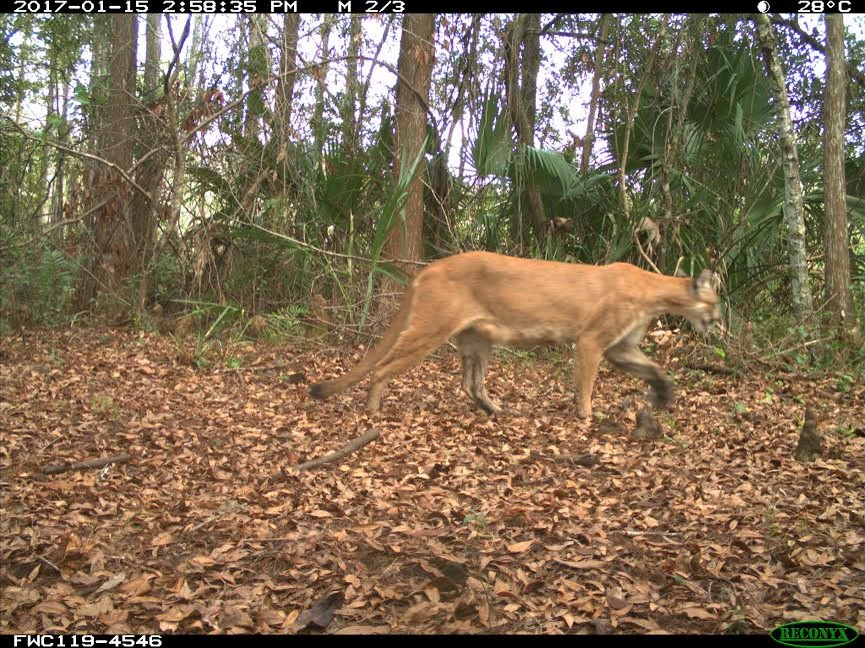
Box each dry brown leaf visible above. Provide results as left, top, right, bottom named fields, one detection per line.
left=150, top=532, right=174, bottom=547
left=506, top=540, right=534, bottom=554
left=2, top=330, right=862, bottom=635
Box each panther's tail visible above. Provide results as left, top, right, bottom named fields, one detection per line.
left=309, top=284, right=415, bottom=400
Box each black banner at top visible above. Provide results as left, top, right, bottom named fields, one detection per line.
left=7, top=0, right=861, bottom=13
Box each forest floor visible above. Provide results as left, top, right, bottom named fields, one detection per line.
left=1, top=326, right=863, bottom=635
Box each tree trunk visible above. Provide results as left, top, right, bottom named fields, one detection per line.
left=40, top=62, right=56, bottom=231
left=144, top=14, right=161, bottom=99
left=504, top=14, right=546, bottom=249
left=76, top=14, right=138, bottom=311
left=581, top=14, right=610, bottom=175
left=131, top=44, right=172, bottom=314
left=822, top=14, right=859, bottom=342
left=658, top=22, right=683, bottom=270
left=313, top=17, right=334, bottom=156
left=275, top=13, right=300, bottom=203
left=383, top=14, right=435, bottom=268
left=454, top=15, right=480, bottom=183
left=187, top=15, right=205, bottom=88
left=617, top=15, right=667, bottom=272
left=358, top=15, right=395, bottom=150
left=101, top=14, right=137, bottom=181
left=343, top=16, right=361, bottom=156
left=754, top=14, right=815, bottom=320
left=245, top=15, right=268, bottom=142
left=50, top=75, right=70, bottom=239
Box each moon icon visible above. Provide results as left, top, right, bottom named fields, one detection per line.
left=757, top=0, right=770, bottom=11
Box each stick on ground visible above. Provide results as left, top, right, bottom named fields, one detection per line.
left=271, top=428, right=380, bottom=480
left=43, top=453, right=132, bottom=475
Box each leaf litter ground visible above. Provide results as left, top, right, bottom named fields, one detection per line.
left=1, top=328, right=863, bottom=634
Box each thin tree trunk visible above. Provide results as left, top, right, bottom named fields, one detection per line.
left=275, top=13, right=300, bottom=206
left=13, top=21, right=31, bottom=124
left=754, top=14, right=814, bottom=320
left=456, top=15, right=480, bottom=183
left=383, top=14, right=435, bottom=269
left=187, top=14, right=205, bottom=87
left=581, top=14, right=610, bottom=174
left=659, top=15, right=705, bottom=262
left=658, top=22, right=684, bottom=269
left=357, top=14, right=394, bottom=143
left=144, top=14, right=161, bottom=99
left=245, top=15, right=268, bottom=142
left=617, top=15, right=667, bottom=273
left=40, top=64, right=56, bottom=231
left=444, top=15, right=479, bottom=163
left=50, top=76, right=70, bottom=239
left=504, top=14, right=546, bottom=249
left=276, top=13, right=300, bottom=128
left=822, top=14, right=859, bottom=341
left=313, top=17, right=334, bottom=156
left=133, top=12, right=164, bottom=314
left=78, top=16, right=110, bottom=283
left=343, top=16, right=361, bottom=156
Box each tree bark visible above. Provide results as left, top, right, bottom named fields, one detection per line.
left=383, top=14, right=435, bottom=267
left=276, top=13, right=300, bottom=129
left=822, top=14, right=859, bottom=342
left=244, top=15, right=268, bottom=142
left=144, top=14, right=161, bottom=99
left=49, top=76, right=70, bottom=239
left=313, top=17, right=334, bottom=156
left=76, top=14, right=138, bottom=310
left=131, top=15, right=170, bottom=314
left=274, top=13, right=300, bottom=203
left=41, top=61, right=56, bottom=232
left=343, top=16, right=362, bottom=156
left=754, top=14, right=815, bottom=320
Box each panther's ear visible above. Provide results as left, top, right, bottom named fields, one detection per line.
left=692, top=269, right=713, bottom=293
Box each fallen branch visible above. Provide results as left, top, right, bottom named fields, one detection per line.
left=765, top=336, right=832, bottom=360
left=271, top=429, right=380, bottom=480
left=622, top=529, right=681, bottom=537
left=43, top=453, right=132, bottom=475
left=530, top=451, right=597, bottom=467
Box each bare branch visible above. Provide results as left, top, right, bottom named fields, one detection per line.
left=1, top=117, right=152, bottom=202
left=770, top=16, right=865, bottom=87
left=237, top=219, right=429, bottom=268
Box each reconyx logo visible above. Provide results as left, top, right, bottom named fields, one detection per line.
left=770, top=621, right=859, bottom=648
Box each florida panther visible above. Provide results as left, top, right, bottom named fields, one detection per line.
left=310, top=252, right=722, bottom=417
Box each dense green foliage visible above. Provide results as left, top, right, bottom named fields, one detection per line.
left=0, top=13, right=862, bottom=366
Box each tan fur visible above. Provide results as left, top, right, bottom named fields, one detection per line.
left=310, top=252, right=722, bottom=417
